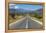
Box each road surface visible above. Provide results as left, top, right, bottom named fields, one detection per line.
left=9, top=16, right=43, bottom=30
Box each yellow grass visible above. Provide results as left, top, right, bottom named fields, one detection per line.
left=8, top=15, right=23, bottom=24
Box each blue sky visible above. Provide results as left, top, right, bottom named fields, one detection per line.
left=9, top=4, right=43, bottom=10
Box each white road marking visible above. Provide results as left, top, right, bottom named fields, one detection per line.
left=28, top=16, right=43, bottom=25
left=9, top=15, right=43, bottom=29
left=31, top=18, right=42, bottom=25
left=9, top=17, right=26, bottom=27
left=26, top=16, right=28, bottom=29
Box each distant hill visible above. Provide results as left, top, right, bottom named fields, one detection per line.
left=34, top=8, right=43, bottom=16
left=9, top=8, right=15, bottom=14
left=9, top=8, right=43, bottom=16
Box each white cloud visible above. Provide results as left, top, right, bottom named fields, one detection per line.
left=15, top=6, right=19, bottom=9
left=9, top=4, right=16, bottom=9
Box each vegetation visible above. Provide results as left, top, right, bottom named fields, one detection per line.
left=34, top=12, right=42, bottom=19
left=29, top=11, right=43, bottom=22
left=8, top=14, right=24, bottom=24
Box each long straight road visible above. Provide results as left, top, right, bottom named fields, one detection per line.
left=9, top=16, right=43, bottom=30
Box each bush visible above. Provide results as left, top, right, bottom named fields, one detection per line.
left=34, top=12, right=42, bottom=19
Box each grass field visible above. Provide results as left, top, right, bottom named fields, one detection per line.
left=8, top=15, right=24, bottom=24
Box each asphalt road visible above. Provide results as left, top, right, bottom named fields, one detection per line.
left=9, top=16, right=42, bottom=30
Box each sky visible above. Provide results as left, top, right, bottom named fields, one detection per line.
left=9, top=4, right=43, bottom=11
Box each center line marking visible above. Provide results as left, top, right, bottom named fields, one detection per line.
left=26, top=16, right=28, bottom=29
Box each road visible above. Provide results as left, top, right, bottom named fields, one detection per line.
left=9, top=16, right=43, bottom=30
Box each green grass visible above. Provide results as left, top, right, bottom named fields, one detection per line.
left=29, top=14, right=43, bottom=22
